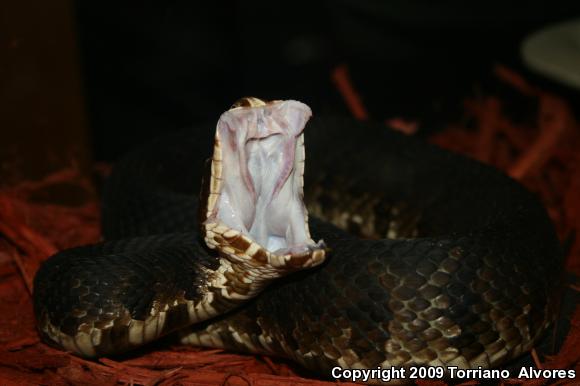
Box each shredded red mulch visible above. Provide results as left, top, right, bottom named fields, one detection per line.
left=1, top=66, right=579, bottom=385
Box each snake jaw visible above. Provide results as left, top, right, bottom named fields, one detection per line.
left=202, top=98, right=326, bottom=275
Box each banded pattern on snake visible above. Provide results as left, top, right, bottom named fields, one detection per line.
left=33, top=99, right=562, bottom=381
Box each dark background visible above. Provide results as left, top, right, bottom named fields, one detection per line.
left=75, top=1, right=580, bottom=160
left=2, top=0, right=580, bottom=179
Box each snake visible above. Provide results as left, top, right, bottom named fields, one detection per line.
left=33, top=98, right=562, bottom=381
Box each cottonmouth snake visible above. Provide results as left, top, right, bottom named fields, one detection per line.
left=33, top=99, right=562, bottom=380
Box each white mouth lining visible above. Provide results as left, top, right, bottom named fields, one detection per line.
left=205, top=100, right=316, bottom=255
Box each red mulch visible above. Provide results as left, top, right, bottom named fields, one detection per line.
left=1, top=66, right=579, bottom=385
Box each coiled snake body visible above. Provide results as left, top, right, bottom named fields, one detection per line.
left=34, top=99, right=562, bottom=380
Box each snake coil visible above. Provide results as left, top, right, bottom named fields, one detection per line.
left=34, top=99, right=562, bottom=382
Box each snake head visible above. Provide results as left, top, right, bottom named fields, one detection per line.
left=201, top=98, right=326, bottom=277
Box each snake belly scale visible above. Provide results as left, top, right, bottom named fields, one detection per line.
left=33, top=99, right=562, bottom=380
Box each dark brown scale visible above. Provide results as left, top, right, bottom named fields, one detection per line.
left=305, top=178, right=422, bottom=240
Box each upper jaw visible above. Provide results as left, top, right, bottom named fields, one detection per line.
left=202, top=99, right=326, bottom=274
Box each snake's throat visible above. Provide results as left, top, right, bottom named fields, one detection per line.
left=203, top=99, right=326, bottom=271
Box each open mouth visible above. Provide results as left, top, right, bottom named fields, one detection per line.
left=202, top=98, right=325, bottom=271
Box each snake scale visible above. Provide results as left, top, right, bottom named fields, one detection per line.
left=33, top=99, right=562, bottom=381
